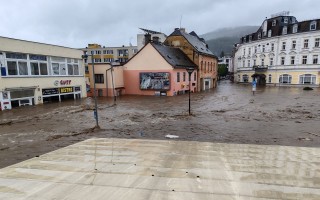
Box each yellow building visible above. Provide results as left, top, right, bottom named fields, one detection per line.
left=0, top=36, right=86, bottom=110
left=164, top=28, right=218, bottom=91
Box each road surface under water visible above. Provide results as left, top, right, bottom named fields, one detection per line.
left=0, top=80, right=319, bottom=168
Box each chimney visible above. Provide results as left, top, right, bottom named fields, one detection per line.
left=152, top=36, right=160, bottom=43
left=180, top=28, right=186, bottom=33
left=144, top=34, right=151, bottom=45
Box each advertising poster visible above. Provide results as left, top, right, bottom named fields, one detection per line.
left=140, top=72, right=170, bottom=90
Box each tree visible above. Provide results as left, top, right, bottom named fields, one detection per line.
left=218, top=64, right=228, bottom=78
left=220, top=51, right=225, bottom=58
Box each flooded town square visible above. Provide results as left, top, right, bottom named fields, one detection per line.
left=0, top=81, right=319, bottom=168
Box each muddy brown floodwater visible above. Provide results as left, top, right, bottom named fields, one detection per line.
left=0, top=80, right=320, bottom=168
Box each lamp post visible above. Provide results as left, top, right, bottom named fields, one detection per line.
left=82, top=52, right=99, bottom=128
left=186, top=67, right=195, bottom=115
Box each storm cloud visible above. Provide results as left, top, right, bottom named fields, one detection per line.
left=0, top=0, right=319, bottom=48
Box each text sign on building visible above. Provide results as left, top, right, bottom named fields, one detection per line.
left=42, top=88, right=59, bottom=96
left=60, top=87, right=73, bottom=94
left=54, top=80, right=72, bottom=86
left=140, top=72, right=170, bottom=90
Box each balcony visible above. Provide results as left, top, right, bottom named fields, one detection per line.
left=253, top=65, right=268, bottom=72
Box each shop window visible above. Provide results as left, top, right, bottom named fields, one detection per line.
left=242, top=74, right=249, bottom=82
left=299, top=74, right=316, bottom=84
left=279, top=74, right=292, bottom=84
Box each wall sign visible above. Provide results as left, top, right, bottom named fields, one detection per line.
left=42, top=88, right=59, bottom=96
left=140, top=72, right=170, bottom=90
left=54, top=80, right=72, bottom=86
left=60, top=87, right=73, bottom=94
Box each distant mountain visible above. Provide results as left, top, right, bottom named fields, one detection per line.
left=200, top=26, right=259, bottom=56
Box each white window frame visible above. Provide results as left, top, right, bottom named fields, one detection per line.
left=315, top=38, right=320, bottom=48
left=279, top=74, right=292, bottom=84
left=292, top=40, right=296, bottom=49
left=310, top=21, right=317, bottom=30
left=282, top=26, right=287, bottom=35
left=299, top=74, right=316, bottom=84
left=292, top=24, right=298, bottom=33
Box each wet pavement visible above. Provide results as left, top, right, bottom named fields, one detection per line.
left=0, top=80, right=320, bottom=168
left=0, top=138, right=319, bottom=200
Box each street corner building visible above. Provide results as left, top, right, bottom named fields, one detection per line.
left=123, top=42, right=197, bottom=96
left=233, top=12, right=320, bottom=86
left=0, top=36, right=87, bottom=111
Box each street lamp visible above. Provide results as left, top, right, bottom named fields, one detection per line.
left=82, top=52, right=99, bottom=128
left=186, top=67, right=195, bottom=115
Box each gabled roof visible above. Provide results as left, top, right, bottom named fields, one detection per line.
left=168, top=28, right=215, bottom=57
left=151, top=43, right=197, bottom=69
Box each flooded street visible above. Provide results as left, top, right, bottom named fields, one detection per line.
left=0, top=80, right=320, bottom=168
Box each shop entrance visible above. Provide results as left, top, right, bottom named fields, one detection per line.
left=252, top=74, right=266, bottom=85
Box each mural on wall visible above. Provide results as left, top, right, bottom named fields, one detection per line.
left=140, top=72, right=170, bottom=90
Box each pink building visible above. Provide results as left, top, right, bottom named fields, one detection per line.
left=124, top=42, right=197, bottom=96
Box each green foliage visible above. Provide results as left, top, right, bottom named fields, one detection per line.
left=218, top=64, right=228, bottom=77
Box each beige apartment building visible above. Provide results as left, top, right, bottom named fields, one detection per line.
left=0, top=36, right=87, bottom=111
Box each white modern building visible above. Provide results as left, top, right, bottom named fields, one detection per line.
left=233, top=12, right=320, bottom=86
left=0, top=36, right=87, bottom=111
left=137, top=28, right=167, bottom=50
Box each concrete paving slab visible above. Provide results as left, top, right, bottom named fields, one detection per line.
left=0, top=138, right=319, bottom=199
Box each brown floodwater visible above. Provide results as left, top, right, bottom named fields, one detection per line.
left=0, top=80, right=319, bottom=168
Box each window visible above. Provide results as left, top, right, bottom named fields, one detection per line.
left=94, top=74, right=104, bottom=83
left=292, top=40, right=296, bottom=49
left=242, top=74, right=249, bottom=82
left=293, top=24, right=298, bottom=33
left=270, top=58, right=274, bottom=66
left=253, top=59, right=256, bottom=66
left=7, top=61, right=18, bottom=75
left=282, top=42, right=286, bottom=50
left=104, top=58, right=114, bottom=63
left=304, top=39, right=309, bottom=48
left=262, top=45, right=265, bottom=52
left=254, top=46, right=257, bottom=53
left=243, top=48, right=246, bottom=56
left=268, top=74, right=272, bottom=83
left=313, top=55, right=318, bottom=64
left=271, top=43, right=274, bottom=51
left=282, top=26, right=287, bottom=35
left=291, top=56, right=295, bottom=65
left=279, top=74, right=292, bottom=84
left=94, top=58, right=101, bottom=63
left=310, top=21, right=317, bottom=30
left=194, top=72, right=196, bottom=81
left=67, top=59, right=80, bottom=75
left=177, top=72, right=180, bottom=82
left=51, top=56, right=66, bottom=76
left=183, top=72, right=186, bottom=81
left=261, top=59, right=264, bottom=66
left=243, top=60, right=245, bottom=67
left=281, top=57, right=285, bottom=65
left=284, top=17, right=288, bottom=23
left=302, top=56, right=308, bottom=64
left=30, top=54, right=48, bottom=76
left=272, top=20, right=276, bottom=26
left=315, top=38, right=320, bottom=47
left=268, top=30, right=272, bottom=37
left=248, top=48, right=251, bottom=55
left=258, top=32, right=261, bottom=39
left=249, top=35, right=252, bottom=41
left=103, top=50, right=107, bottom=54
left=96, top=50, right=101, bottom=54
left=118, top=49, right=129, bottom=56
left=248, top=60, right=251, bottom=67
left=299, top=74, right=316, bottom=84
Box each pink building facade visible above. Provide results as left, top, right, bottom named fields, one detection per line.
left=124, top=42, right=197, bottom=96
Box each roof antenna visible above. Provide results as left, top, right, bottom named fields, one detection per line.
left=180, top=15, right=183, bottom=28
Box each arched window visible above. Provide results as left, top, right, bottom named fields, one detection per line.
left=242, top=74, right=249, bottom=82
left=299, top=74, right=316, bottom=84
left=282, top=26, right=287, bottom=35
left=279, top=74, right=292, bottom=84
left=292, top=24, right=298, bottom=33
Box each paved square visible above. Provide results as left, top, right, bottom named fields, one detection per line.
left=0, top=138, right=319, bottom=199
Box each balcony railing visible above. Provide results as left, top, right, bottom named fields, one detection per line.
left=253, top=65, right=268, bottom=72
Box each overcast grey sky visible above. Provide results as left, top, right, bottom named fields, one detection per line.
left=0, top=0, right=319, bottom=48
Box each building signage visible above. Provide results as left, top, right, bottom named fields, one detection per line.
left=54, top=80, right=72, bottom=86
left=75, top=86, right=81, bottom=92
left=42, top=88, right=59, bottom=96
left=60, top=87, right=73, bottom=94
left=140, top=72, right=170, bottom=90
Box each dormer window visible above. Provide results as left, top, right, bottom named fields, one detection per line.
left=292, top=24, right=298, bottom=33
left=249, top=35, right=252, bottom=41
left=268, top=30, right=272, bottom=37
left=282, top=26, right=287, bottom=35
left=272, top=20, right=276, bottom=26
left=258, top=32, right=261, bottom=39
left=284, top=17, right=288, bottom=24
left=310, top=21, right=317, bottom=30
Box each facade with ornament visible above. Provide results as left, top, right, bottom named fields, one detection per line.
left=233, top=12, right=320, bottom=86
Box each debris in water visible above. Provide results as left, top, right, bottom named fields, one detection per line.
left=298, top=137, right=312, bottom=141
left=165, top=134, right=179, bottom=139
